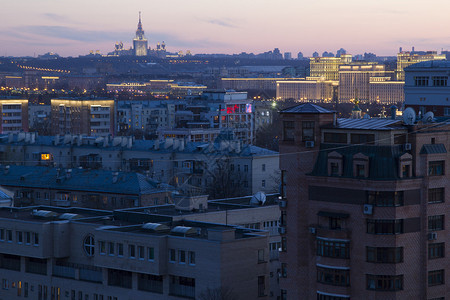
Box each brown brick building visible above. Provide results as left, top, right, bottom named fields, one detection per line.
left=278, top=103, right=449, bottom=299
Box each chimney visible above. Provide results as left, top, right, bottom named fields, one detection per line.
left=4, top=165, right=10, bottom=175
left=66, top=169, right=72, bottom=179
left=390, top=105, right=397, bottom=120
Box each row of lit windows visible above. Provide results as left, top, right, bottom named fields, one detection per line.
left=0, top=229, right=39, bottom=246
left=1, top=279, right=118, bottom=300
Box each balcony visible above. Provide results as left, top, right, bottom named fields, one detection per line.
left=313, top=225, right=351, bottom=240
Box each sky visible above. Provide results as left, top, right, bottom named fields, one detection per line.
left=1, top=0, right=450, bottom=57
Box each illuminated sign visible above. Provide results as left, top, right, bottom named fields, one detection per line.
left=246, top=104, right=252, bottom=113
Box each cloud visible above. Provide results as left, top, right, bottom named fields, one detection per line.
left=204, top=18, right=238, bottom=28
left=0, top=25, right=232, bottom=54
left=42, top=13, right=70, bottom=23
left=14, top=26, right=130, bottom=43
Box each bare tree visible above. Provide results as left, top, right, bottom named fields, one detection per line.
left=198, top=287, right=238, bottom=300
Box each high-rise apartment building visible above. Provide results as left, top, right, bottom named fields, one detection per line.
left=133, top=12, right=148, bottom=56
left=396, top=51, right=445, bottom=81
left=278, top=103, right=449, bottom=299
left=0, top=98, right=28, bottom=133
left=310, top=55, right=352, bottom=81
left=50, top=98, right=115, bottom=136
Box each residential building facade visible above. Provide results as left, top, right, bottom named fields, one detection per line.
left=278, top=103, right=449, bottom=299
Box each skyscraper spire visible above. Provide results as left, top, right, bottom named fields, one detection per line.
left=133, top=11, right=148, bottom=56
left=137, top=11, right=143, bottom=32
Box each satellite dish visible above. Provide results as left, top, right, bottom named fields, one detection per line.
left=423, top=111, right=434, bottom=123
left=402, top=107, right=416, bottom=125
left=250, top=191, right=266, bottom=206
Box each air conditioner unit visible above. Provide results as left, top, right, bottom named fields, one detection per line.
left=305, top=141, right=315, bottom=148
left=279, top=200, right=287, bottom=208
left=363, top=204, right=373, bottom=215
left=428, top=232, right=437, bottom=240
left=309, top=227, right=316, bottom=234
left=278, top=227, right=286, bottom=234
left=404, top=143, right=412, bottom=151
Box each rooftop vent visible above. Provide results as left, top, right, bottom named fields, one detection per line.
left=142, top=222, right=170, bottom=232
left=171, top=226, right=197, bottom=236
left=59, top=213, right=81, bottom=220
left=32, top=209, right=59, bottom=219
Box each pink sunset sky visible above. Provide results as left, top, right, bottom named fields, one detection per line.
left=1, top=0, right=449, bottom=57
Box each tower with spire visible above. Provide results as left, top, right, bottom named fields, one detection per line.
left=133, top=12, right=148, bottom=56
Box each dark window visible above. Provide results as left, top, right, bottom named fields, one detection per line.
left=356, top=164, right=365, bottom=177
left=414, top=76, right=429, bottom=86
left=366, top=247, right=403, bottom=263
left=324, top=132, right=347, bottom=144
left=428, top=270, right=444, bottom=286
left=169, top=276, right=195, bottom=298
left=169, top=249, right=176, bottom=262
left=428, top=243, right=445, bottom=259
left=366, top=274, right=403, bottom=291
left=329, top=217, right=342, bottom=230
left=283, top=121, right=295, bottom=141
left=330, top=162, right=339, bottom=176
left=394, top=134, right=406, bottom=144
left=432, top=76, right=447, bottom=87
left=258, top=276, right=266, bottom=297
left=317, top=239, right=349, bottom=259
left=428, top=161, right=444, bottom=176
left=402, top=164, right=411, bottom=177
left=317, top=267, right=350, bottom=286
left=367, top=191, right=404, bottom=207
left=350, top=134, right=375, bottom=144
left=367, top=219, right=403, bottom=234
left=428, top=215, right=444, bottom=231
left=302, top=121, right=315, bottom=141
left=138, top=274, right=163, bottom=294
left=108, top=269, right=132, bottom=289
left=428, top=188, right=444, bottom=203
left=317, top=294, right=349, bottom=300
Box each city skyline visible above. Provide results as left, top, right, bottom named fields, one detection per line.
left=1, top=0, right=450, bottom=57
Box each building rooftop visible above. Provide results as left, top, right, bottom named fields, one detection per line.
left=405, top=60, right=450, bottom=70
left=0, top=206, right=266, bottom=240
left=420, top=144, right=447, bottom=154
left=310, top=143, right=408, bottom=180
left=332, top=118, right=405, bottom=130
left=0, top=134, right=278, bottom=157
left=125, top=193, right=280, bottom=217
left=0, top=165, right=174, bottom=195
left=281, top=103, right=334, bottom=114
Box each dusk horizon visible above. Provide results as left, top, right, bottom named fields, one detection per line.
left=2, top=0, right=450, bottom=57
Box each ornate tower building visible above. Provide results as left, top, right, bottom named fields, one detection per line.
left=133, top=12, right=148, bottom=56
